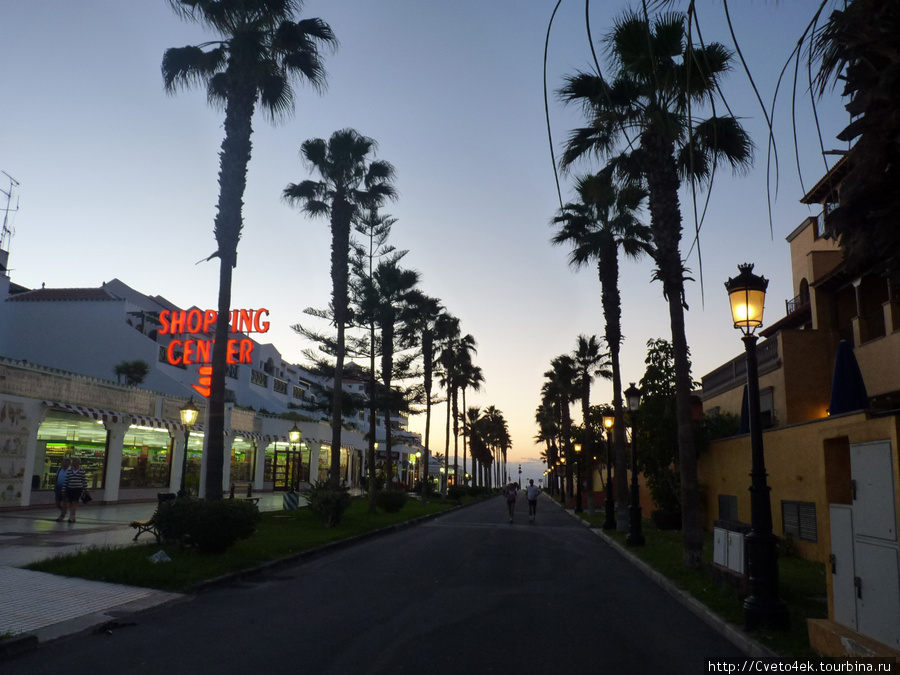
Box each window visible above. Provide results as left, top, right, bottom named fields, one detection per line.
left=718, top=494, right=739, bottom=522
left=782, top=501, right=817, bottom=542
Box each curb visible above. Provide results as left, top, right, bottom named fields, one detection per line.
left=554, top=499, right=778, bottom=658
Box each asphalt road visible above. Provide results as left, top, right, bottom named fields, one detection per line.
left=8, top=494, right=743, bottom=674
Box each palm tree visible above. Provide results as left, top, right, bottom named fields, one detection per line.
left=162, top=0, right=335, bottom=499
left=441, top=333, right=477, bottom=486
left=367, top=260, right=420, bottom=490
left=283, top=129, right=397, bottom=488
left=462, top=405, right=482, bottom=485
left=542, top=355, right=578, bottom=502
left=458, top=362, right=484, bottom=486
left=404, top=294, right=446, bottom=503
left=535, top=397, right=559, bottom=496
left=571, top=335, right=611, bottom=515
left=552, top=172, right=651, bottom=524
left=559, top=11, right=752, bottom=567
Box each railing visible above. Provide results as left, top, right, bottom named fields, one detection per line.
left=702, top=337, right=780, bottom=394
left=250, top=369, right=268, bottom=387
left=273, top=378, right=288, bottom=395
left=860, top=308, right=886, bottom=343
left=785, top=292, right=810, bottom=315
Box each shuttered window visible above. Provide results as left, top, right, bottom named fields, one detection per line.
left=781, top=501, right=817, bottom=542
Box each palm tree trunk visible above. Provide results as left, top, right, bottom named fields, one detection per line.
left=206, top=88, right=255, bottom=501
left=329, top=196, right=352, bottom=490
left=367, top=323, right=377, bottom=513
left=421, top=334, right=433, bottom=504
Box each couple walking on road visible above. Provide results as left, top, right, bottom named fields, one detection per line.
left=506, top=479, right=541, bottom=523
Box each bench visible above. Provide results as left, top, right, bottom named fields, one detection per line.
left=130, top=492, right=176, bottom=542
left=228, top=482, right=259, bottom=504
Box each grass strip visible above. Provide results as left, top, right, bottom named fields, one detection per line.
left=579, top=512, right=827, bottom=659
left=26, top=497, right=458, bottom=594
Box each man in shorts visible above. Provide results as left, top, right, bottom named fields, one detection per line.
left=526, top=479, right=541, bottom=522
left=54, top=457, right=71, bottom=522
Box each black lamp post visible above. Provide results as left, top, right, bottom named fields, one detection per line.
left=178, top=398, right=199, bottom=497
left=725, top=263, right=790, bottom=631
left=289, top=424, right=301, bottom=489
left=624, top=383, right=645, bottom=546
left=573, top=442, right=583, bottom=513
left=602, top=414, right=616, bottom=530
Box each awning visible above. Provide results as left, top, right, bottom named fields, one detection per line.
left=129, top=414, right=185, bottom=432
left=234, top=430, right=263, bottom=441
left=42, top=401, right=127, bottom=423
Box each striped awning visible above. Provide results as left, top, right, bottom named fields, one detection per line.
left=42, top=401, right=126, bottom=423
left=129, top=414, right=185, bottom=432
left=234, top=430, right=263, bottom=441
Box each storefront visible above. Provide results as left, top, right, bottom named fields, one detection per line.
left=35, top=410, right=108, bottom=490
left=265, top=440, right=309, bottom=490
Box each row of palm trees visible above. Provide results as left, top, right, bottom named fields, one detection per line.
left=161, top=0, right=507, bottom=501
left=545, top=8, right=753, bottom=567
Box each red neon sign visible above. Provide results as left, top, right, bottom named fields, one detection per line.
left=159, top=308, right=269, bottom=397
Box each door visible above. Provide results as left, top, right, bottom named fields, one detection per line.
left=851, top=440, right=897, bottom=541
left=829, top=504, right=857, bottom=630
left=273, top=448, right=301, bottom=491
left=854, top=539, right=900, bottom=649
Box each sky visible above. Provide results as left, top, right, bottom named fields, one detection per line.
left=1, top=1, right=847, bottom=483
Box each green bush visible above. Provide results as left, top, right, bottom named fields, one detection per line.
left=155, top=498, right=261, bottom=554
left=306, top=481, right=352, bottom=527
left=376, top=490, right=408, bottom=513
left=447, top=486, right=467, bottom=502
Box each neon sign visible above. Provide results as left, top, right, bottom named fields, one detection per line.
left=159, top=308, right=269, bottom=397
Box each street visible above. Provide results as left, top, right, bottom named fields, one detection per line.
left=8, top=494, right=744, bottom=673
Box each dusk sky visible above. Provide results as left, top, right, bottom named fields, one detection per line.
left=1, top=1, right=847, bottom=481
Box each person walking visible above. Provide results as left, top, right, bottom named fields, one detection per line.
left=64, top=458, right=88, bottom=523
left=526, top=478, right=541, bottom=522
left=54, top=457, right=71, bottom=522
left=505, top=483, right=517, bottom=523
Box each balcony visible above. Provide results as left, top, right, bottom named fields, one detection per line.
left=702, top=338, right=781, bottom=396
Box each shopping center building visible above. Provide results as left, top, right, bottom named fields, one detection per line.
left=0, top=250, right=423, bottom=509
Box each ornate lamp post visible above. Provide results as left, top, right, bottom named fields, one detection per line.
left=624, top=383, right=645, bottom=546
left=602, top=414, right=616, bottom=530
left=573, top=442, right=583, bottom=512
left=289, top=424, right=301, bottom=488
left=725, top=263, right=789, bottom=631
left=178, top=398, right=199, bottom=497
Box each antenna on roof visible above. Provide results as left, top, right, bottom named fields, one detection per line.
left=1, top=171, right=20, bottom=253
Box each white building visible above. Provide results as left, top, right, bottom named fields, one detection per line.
left=0, top=257, right=422, bottom=508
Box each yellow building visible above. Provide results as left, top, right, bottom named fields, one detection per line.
left=699, top=159, right=900, bottom=656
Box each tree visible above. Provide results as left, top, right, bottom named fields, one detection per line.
left=571, top=335, right=611, bottom=515
left=814, top=0, right=900, bottom=280
left=404, top=294, right=446, bottom=503
left=283, top=129, right=397, bottom=488
left=559, top=11, right=752, bottom=567
left=162, top=0, right=335, bottom=499
left=542, top=354, right=578, bottom=502
left=553, top=172, right=650, bottom=523
left=356, top=259, right=420, bottom=491
left=113, top=360, right=150, bottom=386
left=458, top=362, right=484, bottom=485
left=438, top=328, right=477, bottom=490
left=534, top=397, right=560, bottom=496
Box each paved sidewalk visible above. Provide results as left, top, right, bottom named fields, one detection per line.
left=0, top=493, right=289, bottom=645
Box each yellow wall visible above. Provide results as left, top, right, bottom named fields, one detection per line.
left=698, top=412, right=900, bottom=564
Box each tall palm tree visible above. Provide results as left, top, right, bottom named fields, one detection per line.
left=559, top=11, right=752, bottom=567
left=463, top=405, right=482, bottom=485
left=552, top=172, right=651, bottom=524
left=163, top=0, right=335, bottom=499
left=571, top=335, right=611, bottom=515
left=444, top=334, right=477, bottom=485
left=436, top=315, right=461, bottom=496
left=459, top=362, right=484, bottom=485
left=535, top=397, right=559, bottom=495
left=284, top=129, right=397, bottom=488
left=543, top=355, right=578, bottom=502
left=404, top=295, right=447, bottom=503
left=367, top=260, right=420, bottom=489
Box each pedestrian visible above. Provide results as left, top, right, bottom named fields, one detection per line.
left=64, top=458, right=88, bottom=523
left=54, top=457, right=71, bottom=522
left=526, top=478, right=541, bottom=522
left=505, top=482, right=517, bottom=523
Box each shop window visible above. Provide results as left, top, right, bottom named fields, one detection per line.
left=782, top=500, right=817, bottom=542
left=36, top=411, right=108, bottom=490
left=230, top=439, right=256, bottom=482
left=120, top=425, right=173, bottom=489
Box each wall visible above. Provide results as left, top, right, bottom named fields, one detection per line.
left=698, top=412, right=899, bottom=564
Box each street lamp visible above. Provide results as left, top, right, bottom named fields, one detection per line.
left=573, top=442, right=583, bottom=513
left=725, top=263, right=789, bottom=631
left=289, top=424, right=301, bottom=488
left=178, top=398, right=199, bottom=497
left=602, top=414, right=616, bottom=530
left=624, top=383, right=644, bottom=546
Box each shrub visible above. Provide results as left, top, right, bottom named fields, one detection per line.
left=447, top=486, right=466, bottom=502
left=306, top=481, right=351, bottom=527
left=155, top=498, right=261, bottom=554
left=376, top=490, right=408, bottom=513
